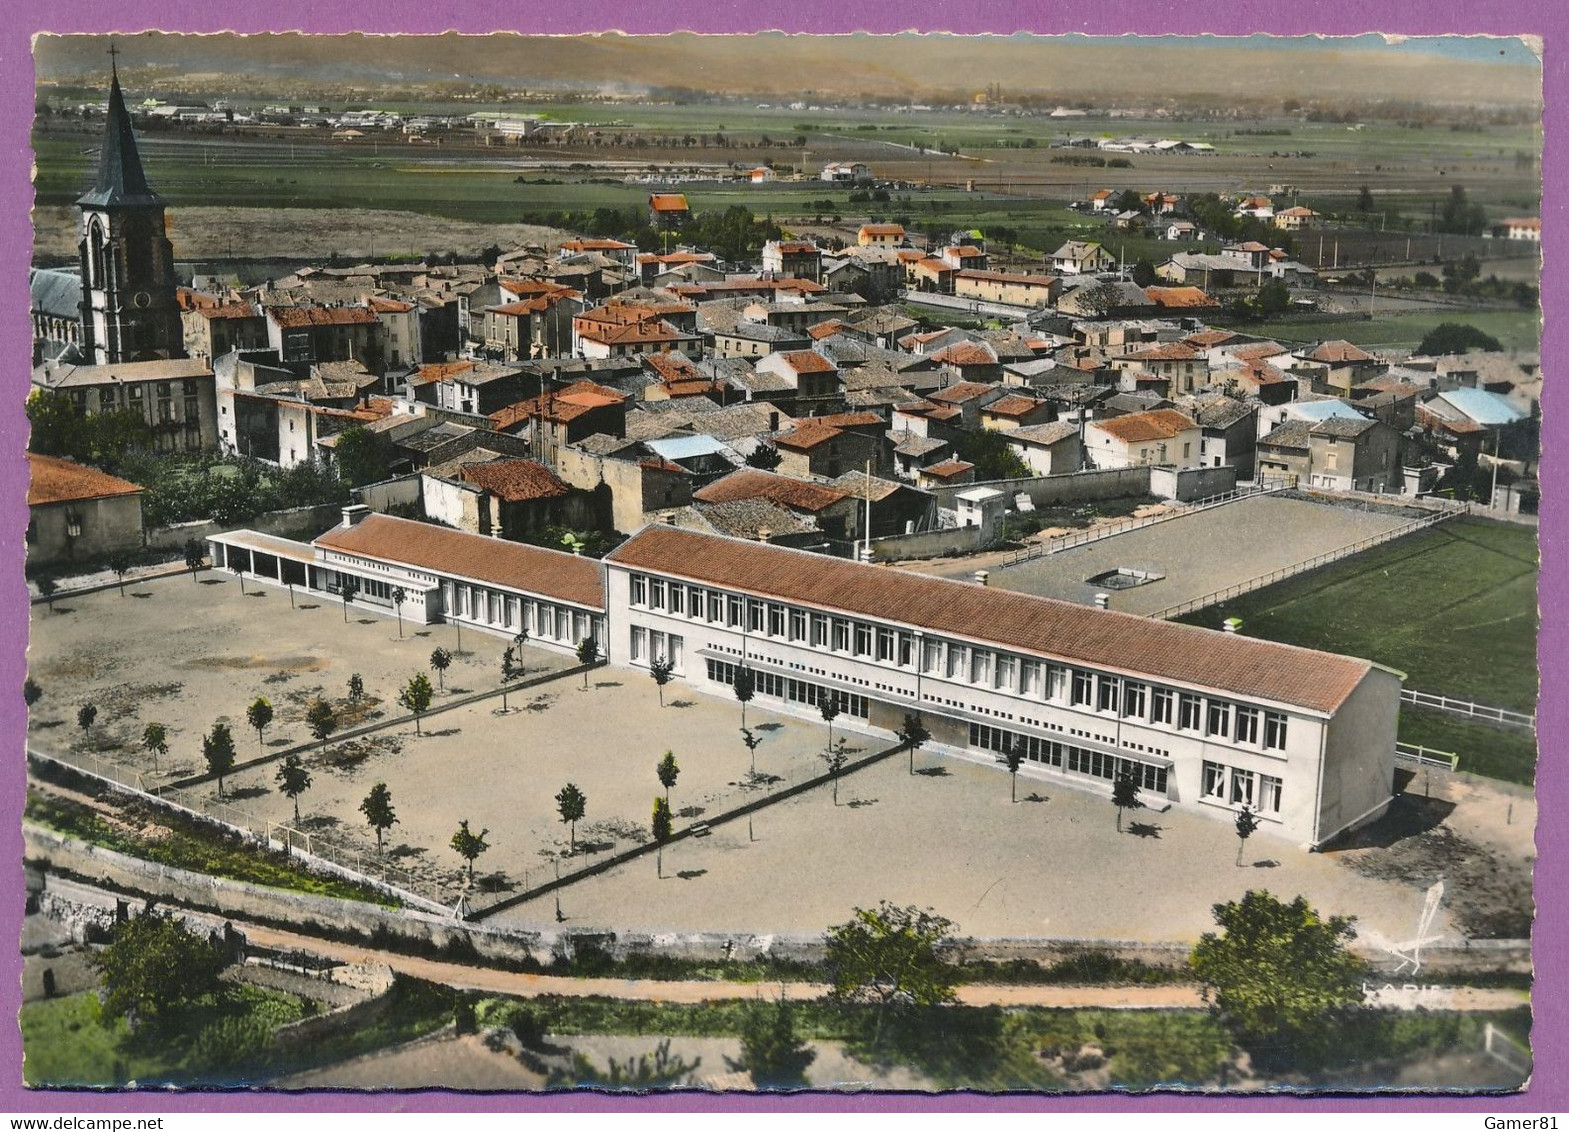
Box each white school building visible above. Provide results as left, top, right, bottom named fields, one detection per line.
left=209, top=511, right=1400, bottom=848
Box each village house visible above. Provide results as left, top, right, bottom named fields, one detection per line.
left=857, top=223, right=907, bottom=248
left=952, top=269, right=1061, bottom=309
left=264, top=304, right=385, bottom=373
left=754, top=351, right=843, bottom=409
left=1003, top=421, right=1082, bottom=476
left=27, top=452, right=145, bottom=568
left=979, top=392, right=1054, bottom=432
left=32, top=356, right=218, bottom=453
left=481, top=284, right=581, bottom=361
left=559, top=238, right=638, bottom=267
left=411, top=360, right=531, bottom=417
left=772, top=419, right=885, bottom=482
left=822, top=161, right=872, bottom=184
left=421, top=454, right=576, bottom=540
left=490, top=378, right=630, bottom=463
left=367, top=296, right=423, bottom=370
left=1049, top=241, right=1114, bottom=275
left=1292, top=340, right=1386, bottom=396
left=181, top=301, right=268, bottom=366
left=831, top=469, right=939, bottom=539
left=1305, top=417, right=1403, bottom=493
left=1112, top=342, right=1210, bottom=397
left=1180, top=396, right=1258, bottom=477
left=692, top=467, right=859, bottom=542
left=648, top=193, right=691, bottom=229
left=1493, top=217, right=1541, bottom=242
left=761, top=240, right=824, bottom=282
left=1083, top=407, right=1201, bottom=469
left=916, top=458, right=977, bottom=489
left=1273, top=206, right=1319, bottom=231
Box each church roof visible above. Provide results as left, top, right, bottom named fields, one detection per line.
left=77, top=73, right=164, bottom=210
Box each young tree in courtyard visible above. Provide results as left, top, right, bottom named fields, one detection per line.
left=203, top=721, right=237, bottom=797
left=1189, top=891, right=1366, bottom=1070
left=649, top=656, right=674, bottom=706
left=824, top=901, right=958, bottom=1044
left=389, top=586, right=407, bottom=638
left=400, top=671, right=434, bottom=734
left=275, top=753, right=312, bottom=823
left=141, top=721, right=167, bottom=774
left=499, top=646, right=523, bottom=710
left=819, top=695, right=842, bottom=753
left=651, top=796, right=673, bottom=878
left=348, top=672, right=365, bottom=701
left=740, top=726, right=763, bottom=774
left=1112, top=765, right=1142, bottom=831
left=183, top=539, right=205, bottom=582
left=575, top=637, right=599, bottom=689
left=1234, top=806, right=1261, bottom=867
left=91, top=910, right=225, bottom=1025
left=246, top=696, right=274, bottom=752
left=733, top=666, right=756, bottom=727
left=36, top=576, right=57, bottom=611
left=556, top=782, right=587, bottom=854
left=23, top=677, right=42, bottom=709
left=821, top=738, right=849, bottom=805
left=77, top=703, right=97, bottom=739
left=899, top=712, right=931, bottom=776
left=234, top=559, right=248, bottom=595
left=107, top=552, right=132, bottom=596
left=727, top=993, right=817, bottom=1088
left=450, top=819, right=490, bottom=882
left=997, top=735, right=1024, bottom=803
left=306, top=698, right=337, bottom=753
left=339, top=575, right=361, bottom=623
left=360, top=782, right=398, bottom=852
left=656, top=750, right=680, bottom=802
left=429, top=647, right=452, bottom=691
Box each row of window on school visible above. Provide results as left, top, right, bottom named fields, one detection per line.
left=626, top=572, right=1292, bottom=755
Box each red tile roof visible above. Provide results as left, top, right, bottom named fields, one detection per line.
left=268, top=305, right=379, bottom=329
left=859, top=223, right=906, bottom=237
left=644, top=353, right=703, bottom=382
left=649, top=193, right=690, bottom=212
left=807, top=319, right=847, bottom=341
left=368, top=296, right=415, bottom=313
left=774, top=421, right=844, bottom=451
left=491, top=379, right=627, bottom=429
left=1092, top=408, right=1199, bottom=443
left=27, top=453, right=142, bottom=506
left=562, top=238, right=635, bottom=251
left=776, top=351, right=837, bottom=375
left=1307, top=340, right=1375, bottom=364
left=1184, top=329, right=1237, bottom=348
left=810, top=411, right=884, bottom=429
left=606, top=525, right=1374, bottom=713
left=693, top=468, right=849, bottom=512
left=459, top=459, right=571, bottom=502
left=489, top=289, right=579, bottom=316
left=930, top=381, right=998, bottom=405
left=930, top=343, right=997, bottom=368
left=984, top=394, right=1046, bottom=418
left=921, top=458, right=975, bottom=480
left=1143, top=286, right=1217, bottom=309
left=1124, top=342, right=1200, bottom=362
left=316, top=514, right=603, bottom=608
left=199, top=301, right=261, bottom=321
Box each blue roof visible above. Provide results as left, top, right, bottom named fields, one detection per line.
left=646, top=435, right=731, bottom=461
left=1437, top=388, right=1527, bottom=427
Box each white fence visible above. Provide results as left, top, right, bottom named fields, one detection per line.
left=1148, top=505, right=1464, bottom=621
left=1401, top=689, right=1536, bottom=732
left=1000, top=478, right=1292, bottom=568
left=1482, top=1022, right=1532, bottom=1078
left=1395, top=743, right=1459, bottom=772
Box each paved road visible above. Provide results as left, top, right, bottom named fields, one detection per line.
left=236, top=918, right=1526, bottom=1013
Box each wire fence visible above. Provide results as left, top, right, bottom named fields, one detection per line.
left=28, top=746, right=450, bottom=913
left=1400, top=689, right=1536, bottom=732
left=999, top=478, right=1293, bottom=568
left=1147, top=505, right=1464, bottom=621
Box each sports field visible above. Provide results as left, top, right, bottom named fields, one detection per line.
left=1180, top=516, right=1539, bottom=713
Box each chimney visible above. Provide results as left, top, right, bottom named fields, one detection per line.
left=340, top=503, right=371, bottom=528
left=973, top=570, right=989, bottom=587
left=757, top=527, right=772, bottom=543
left=768, top=410, right=780, bottom=431
left=1094, top=593, right=1111, bottom=609
left=1222, top=617, right=1244, bottom=634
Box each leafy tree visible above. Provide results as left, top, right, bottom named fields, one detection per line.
left=954, top=429, right=1031, bottom=482
left=740, top=726, right=763, bottom=774
left=1074, top=279, right=1127, bottom=320
left=656, top=750, right=680, bottom=801
left=821, top=738, right=849, bottom=805
left=400, top=671, right=434, bottom=734
left=1189, top=891, right=1366, bottom=1070
left=90, top=910, right=224, bottom=1025
left=499, top=646, right=523, bottom=710
left=648, top=656, right=674, bottom=705
left=1235, top=806, right=1261, bottom=867
left=202, top=721, right=237, bottom=797
left=1112, top=188, right=1143, bottom=213
left=36, top=576, right=57, bottom=611
left=339, top=574, right=361, bottom=623
left=733, top=666, right=756, bottom=727
left=575, top=637, right=599, bottom=688
left=1255, top=279, right=1291, bottom=317
left=429, top=646, right=452, bottom=691
left=1112, top=765, right=1142, bottom=831
left=334, top=426, right=391, bottom=487
left=1130, top=257, right=1157, bottom=287
left=141, top=721, right=167, bottom=773
left=184, top=539, right=205, bottom=581
left=1437, top=183, right=1487, bottom=236
left=77, top=703, right=97, bottom=737
left=652, top=796, right=673, bottom=878
left=348, top=672, right=365, bottom=701
left=997, top=736, right=1024, bottom=802
left=360, top=782, right=398, bottom=851
left=1356, top=185, right=1375, bottom=214
left=107, top=552, right=133, bottom=596
left=275, top=753, right=312, bottom=823
left=23, top=677, right=42, bottom=708
left=824, top=901, right=958, bottom=1042
left=819, top=695, right=842, bottom=753
left=1416, top=322, right=1503, bottom=357
left=234, top=558, right=248, bottom=595
left=390, top=586, right=407, bottom=638
left=306, top=698, right=337, bottom=752
left=556, top=782, right=587, bottom=853
left=745, top=443, right=782, bottom=470
left=727, top=994, right=817, bottom=1088
left=450, top=819, right=490, bottom=882
left=246, top=696, right=274, bottom=751
left=899, top=712, right=931, bottom=776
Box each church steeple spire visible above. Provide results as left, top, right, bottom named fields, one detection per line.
left=77, top=53, right=162, bottom=209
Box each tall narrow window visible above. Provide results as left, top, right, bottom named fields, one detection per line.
left=1206, top=701, right=1231, bottom=739
left=1097, top=676, right=1120, bottom=714
left=1071, top=670, right=1094, bottom=707
left=1178, top=693, right=1202, bottom=731
left=1264, top=712, right=1289, bottom=750
left=1150, top=688, right=1174, bottom=725
left=1122, top=682, right=1146, bottom=720
left=1235, top=706, right=1260, bottom=745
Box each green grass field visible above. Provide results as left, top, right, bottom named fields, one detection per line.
left=1214, top=309, right=1541, bottom=351
left=1181, top=517, right=1538, bottom=713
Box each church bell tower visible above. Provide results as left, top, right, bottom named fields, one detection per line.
left=77, top=49, right=184, bottom=365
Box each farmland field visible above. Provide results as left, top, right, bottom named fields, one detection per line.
left=1177, top=516, right=1539, bottom=713
left=1210, top=309, right=1542, bottom=351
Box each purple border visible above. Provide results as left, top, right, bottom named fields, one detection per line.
left=2, top=1, right=1557, bottom=1114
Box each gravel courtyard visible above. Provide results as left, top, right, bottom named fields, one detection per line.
left=982, top=494, right=1419, bottom=616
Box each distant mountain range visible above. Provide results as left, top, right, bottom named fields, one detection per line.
left=33, top=32, right=1542, bottom=107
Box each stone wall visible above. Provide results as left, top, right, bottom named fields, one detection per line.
left=929, top=466, right=1152, bottom=512
left=147, top=501, right=346, bottom=550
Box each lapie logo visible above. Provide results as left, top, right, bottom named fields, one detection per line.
left=1362, top=878, right=1445, bottom=976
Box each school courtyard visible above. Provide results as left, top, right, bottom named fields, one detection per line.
left=25, top=568, right=1534, bottom=946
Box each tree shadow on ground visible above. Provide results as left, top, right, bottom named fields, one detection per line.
left=1128, top=821, right=1162, bottom=839
left=131, top=592, right=153, bottom=599
left=413, top=630, right=431, bottom=637
left=51, top=607, right=75, bottom=615
left=476, top=871, right=514, bottom=893
left=667, top=699, right=696, bottom=708
left=677, top=805, right=705, bottom=819
left=755, top=722, right=784, bottom=732
left=245, top=592, right=268, bottom=598
left=1020, top=792, right=1049, bottom=803
left=198, top=578, right=226, bottom=586
left=447, top=686, right=472, bottom=696
left=594, top=681, right=622, bottom=689
left=387, top=843, right=426, bottom=860
left=226, top=785, right=270, bottom=801
left=676, top=869, right=707, bottom=880
left=356, top=618, right=378, bottom=626
left=847, top=797, right=878, bottom=809
left=915, top=766, right=950, bottom=777
left=297, top=604, right=319, bottom=610
left=576, top=839, right=615, bottom=855
left=267, top=738, right=291, bottom=748
left=1251, top=859, right=1281, bottom=868
left=33, top=719, right=64, bottom=730
left=425, top=728, right=461, bottom=738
